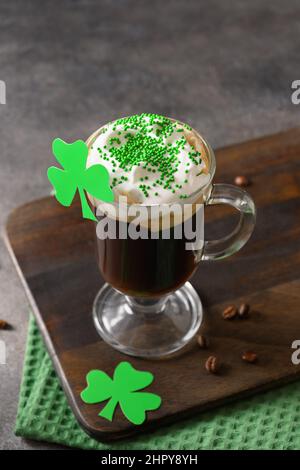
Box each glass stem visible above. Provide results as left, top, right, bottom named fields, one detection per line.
left=126, top=295, right=168, bottom=314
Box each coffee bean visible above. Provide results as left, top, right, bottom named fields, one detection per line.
left=222, top=305, right=237, bottom=320
left=238, top=303, right=250, bottom=319
left=197, top=334, right=209, bottom=349
left=242, top=351, right=257, bottom=363
left=234, top=175, right=250, bottom=187
left=205, top=355, right=220, bottom=373
left=0, top=320, right=8, bottom=329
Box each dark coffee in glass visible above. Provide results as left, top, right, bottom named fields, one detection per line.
left=96, top=214, right=200, bottom=298
left=87, top=115, right=255, bottom=358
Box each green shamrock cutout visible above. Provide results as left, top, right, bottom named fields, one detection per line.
left=47, top=138, right=114, bottom=221
left=80, top=361, right=162, bottom=425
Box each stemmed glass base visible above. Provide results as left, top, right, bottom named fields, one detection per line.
left=93, top=282, right=203, bottom=358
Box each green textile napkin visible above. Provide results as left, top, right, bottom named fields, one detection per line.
left=15, top=316, right=300, bottom=450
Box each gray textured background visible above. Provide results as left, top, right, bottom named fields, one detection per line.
left=0, top=0, right=299, bottom=450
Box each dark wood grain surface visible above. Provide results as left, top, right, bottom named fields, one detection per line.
left=5, top=128, right=300, bottom=441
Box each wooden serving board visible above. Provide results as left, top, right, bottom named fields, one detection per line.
left=5, top=128, right=300, bottom=441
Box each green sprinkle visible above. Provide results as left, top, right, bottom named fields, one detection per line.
left=97, top=114, right=202, bottom=196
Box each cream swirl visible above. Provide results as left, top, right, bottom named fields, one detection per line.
left=87, top=114, right=210, bottom=205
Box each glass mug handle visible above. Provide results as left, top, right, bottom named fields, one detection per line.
left=201, top=183, right=256, bottom=261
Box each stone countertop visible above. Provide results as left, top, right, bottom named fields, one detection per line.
left=0, top=0, right=299, bottom=450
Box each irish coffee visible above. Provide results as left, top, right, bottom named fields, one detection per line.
left=88, top=114, right=256, bottom=357
left=87, top=113, right=211, bottom=297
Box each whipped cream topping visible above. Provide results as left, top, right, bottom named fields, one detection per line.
left=87, top=114, right=210, bottom=205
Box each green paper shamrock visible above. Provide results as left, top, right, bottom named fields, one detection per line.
left=47, top=138, right=114, bottom=221
left=80, top=361, right=162, bottom=425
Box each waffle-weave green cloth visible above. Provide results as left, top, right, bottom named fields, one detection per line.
left=15, top=316, right=300, bottom=450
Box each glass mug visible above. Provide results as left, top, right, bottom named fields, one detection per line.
left=86, top=121, right=256, bottom=358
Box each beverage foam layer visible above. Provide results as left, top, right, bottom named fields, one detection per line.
left=87, top=114, right=210, bottom=205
